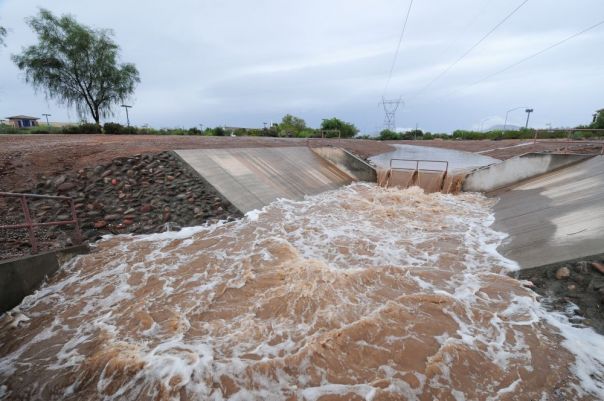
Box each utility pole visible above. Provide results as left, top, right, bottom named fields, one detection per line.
left=414, top=122, right=418, bottom=140
left=524, top=108, right=534, bottom=129
left=380, top=96, right=403, bottom=131
left=121, top=104, right=132, bottom=127
left=42, top=113, right=51, bottom=128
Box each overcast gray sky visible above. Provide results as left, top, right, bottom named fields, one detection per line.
left=1, top=0, right=603, bottom=133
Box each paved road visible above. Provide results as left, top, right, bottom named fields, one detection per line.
left=493, top=155, right=604, bottom=268
left=175, top=147, right=352, bottom=213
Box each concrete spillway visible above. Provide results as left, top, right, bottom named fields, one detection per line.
left=493, top=155, right=604, bottom=268
left=174, top=147, right=354, bottom=213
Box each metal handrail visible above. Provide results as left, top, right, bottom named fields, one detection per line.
left=389, top=158, right=449, bottom=173
left=0, top=192, right=83, bottom=254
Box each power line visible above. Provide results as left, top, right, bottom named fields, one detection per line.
left=468, top=19, right=604, bottom=88
left=409, top=0, right=529, bottom=101
left=383, top=0, right=414, bottom=95
left=436, top=18, right=604, bottom=102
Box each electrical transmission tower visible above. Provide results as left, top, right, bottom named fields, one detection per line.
left=380, top=97, right=403, bottom=130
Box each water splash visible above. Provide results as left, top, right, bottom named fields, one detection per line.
left=0, top=183, right=602, bottom=400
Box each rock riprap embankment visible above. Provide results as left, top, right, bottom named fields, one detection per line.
left=516, top=256, right=604, bottom=335
left=1, top=151, right=241, bottom=259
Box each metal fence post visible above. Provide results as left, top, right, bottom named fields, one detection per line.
left=19, top=195, right=38, bottom=254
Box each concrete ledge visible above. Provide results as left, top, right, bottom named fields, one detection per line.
left=0, top=244, right=89, bottom=313
left=311, top=146, right=377, bottom=182
left=462, top=153, right=593, bottom=193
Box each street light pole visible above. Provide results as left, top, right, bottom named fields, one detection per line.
left=42, top=113, right=51, bottom=128
left=524, top=108, right=534, bottom=129
left=121, top=104, right=132, bottom=127
left=504, top=106, right=531, bottom=136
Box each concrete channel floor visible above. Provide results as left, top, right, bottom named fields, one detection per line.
left=175, top=147, right=353, bottom=213
left=493, top=155, right=604, bottom=268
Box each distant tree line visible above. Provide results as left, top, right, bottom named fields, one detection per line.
left=375, top=122, right=604, bottom=141
left=0, top=114, right=361, bottom=137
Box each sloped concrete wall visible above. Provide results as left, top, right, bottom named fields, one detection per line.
left=311, top=147, right=377, bottom=182
left=462, top=153, right=592, bottom=193
left=0, top=245, right=88, bottom=313
left=493, top=156, right=604, bottom=268
left=175, top=147, right=353, bottom=213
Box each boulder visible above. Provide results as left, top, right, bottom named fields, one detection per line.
left=555, top=267, right=571, bottom=280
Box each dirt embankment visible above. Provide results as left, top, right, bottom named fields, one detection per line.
left=0, top=135, right=394, bottom=192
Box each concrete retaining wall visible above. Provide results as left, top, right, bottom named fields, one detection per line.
left=0, top=244, right=89, bottom=313
left=462, top=153, right=592, bottom=193
left=311, top=147, right=377, bottom=182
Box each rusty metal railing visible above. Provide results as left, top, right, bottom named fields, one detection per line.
left=0, top=192, right=83, bottom=254
left=389, top=158, right=449, bottom=173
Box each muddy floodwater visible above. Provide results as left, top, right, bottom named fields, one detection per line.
left=1, top=183, right=604, bottom=400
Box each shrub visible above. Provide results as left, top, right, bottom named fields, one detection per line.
left=122, top=126, right=138, bottom=135
left=0, top=125, right=22, bottom=135
left=379, top=129, right=401, bottom=140
left=247, top=129, right=263, bottom=137
left=61, top=123, right=102, bottom=134
left=297, top=129, right=317, bottom=138
left=103, top=122, right=125, bottom=134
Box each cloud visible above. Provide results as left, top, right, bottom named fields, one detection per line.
left=0, top=0, right=603, bottom=132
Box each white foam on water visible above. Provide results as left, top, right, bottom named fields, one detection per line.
left=0, top=183, right=603, bottom=400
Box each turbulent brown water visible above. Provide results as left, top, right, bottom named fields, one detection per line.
left=1, top=183, right=604, bottom=400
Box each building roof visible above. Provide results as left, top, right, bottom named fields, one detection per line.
left=5, top=115, right=40, bottom=120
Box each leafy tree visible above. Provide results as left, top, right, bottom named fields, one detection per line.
left=12, top=9, right=139, bottom=124
left=591, top=112, right=604, bottom=129
left=379, top=129, right=400, bottom=140
left=278, top=114, right=306, bottom=137
left=320, top=117, right=359, bottom=138
left=408, top=129, right=423, bottom=139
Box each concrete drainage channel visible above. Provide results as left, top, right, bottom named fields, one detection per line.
left=3, top=146, right=604, bottom=333
left=1, top=146, right=378, bottom=311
